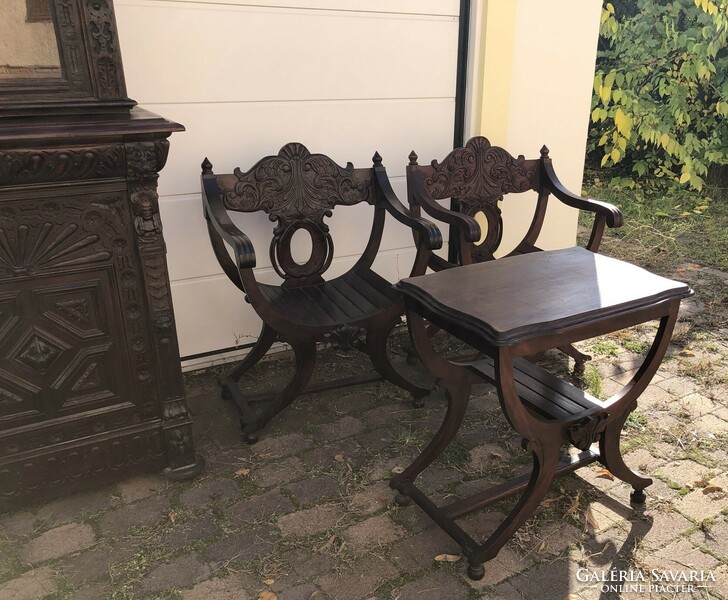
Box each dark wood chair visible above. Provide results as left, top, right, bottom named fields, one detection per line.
left=406, top=136, right=623, bottom=369
left=201, top=142, right=441, bottom=443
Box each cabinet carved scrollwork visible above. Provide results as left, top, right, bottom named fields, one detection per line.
left=0, top=0, right=203, bottom=504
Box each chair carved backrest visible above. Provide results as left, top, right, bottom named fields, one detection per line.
left=409, top=136, right=544, bottom=262
left=212, top=142, right=375, bottom=284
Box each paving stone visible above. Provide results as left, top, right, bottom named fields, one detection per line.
left=347, top=482, right=392, bottom=515
left=575, top=463, right=620, bottom=492
left=585, top=499, right=628, bottom=534
left=389, top=528, right=461, bottom=571
left=363, top=455, right=411, bottom=482
left=162, top=514, right=222, bottom=548
left=0, top=512, right=37, bottom=537
left=503, top=557, right=582, bottom=600
left=302, top=439, right=362, bottom=470
left=636, top=384, right=674, bottom=411
left=139, top=553, right=211, bottom=593
left=67, top=583, right=112, bottom=600
left=693, top=414, right=728, bottom=436
left=0, top=566, right=57, bottom=600
left=20, top=522, right=96, bottom=564
left=655, top=459, right=713, bottom=489
left=356, top=427, right=395, bottom=452
left=55, top=540, right=136, bottom=586
left=360, top=404, right=414, bottom=428
left=206, top=524, right=277, bottom=565
left=417, top=465, right=465, bottom=491
left=289, top=549, right=340, bottom=579
left=680, top=392, right=717, bottom=417
left=459, top=510, right=507, bottom=539
left=229, top=489, right=295, bottom=523
left=250, top=456, right=307, bottom=487
left=180, top=478, right=240, bottom=508
left=35, top=487, right=114, bottom=526
left=690, top=519, right=728, bottom=561
left=468, top=546, right=532, bottom=588
left=278, top=582, right=324, bottom=600
left=342, top=513, right=406, bottom=552
left=645, top=538, right=720, bottom=573
left=181, top=573, right=260, bottom=600
left=623, top=447, right=666, bottom=473
left=117, top=474, right=167, bottom=503
left=630, top=509, right=693, bottom=550
left=675, top=474, right=728, bottom=521
left=316, top=415, right=365, bottom=441
left=327, top=391, right=375, bottom=415
left=251, top=432, right=313, bottom=460
left=657, top=376, right=700, bottom=397
left=285, top=475, right=339, bottom=506
left=395, top=571, right=470, bottom=600
left=277, top=505, right=345, bottom=537
left=98, top=495, right=169, bottom=536
left=468, top=442, right=507, bottom=473
left=532, top=522, right=583, bottom=556
left=316, top=555, right=398, bottom=600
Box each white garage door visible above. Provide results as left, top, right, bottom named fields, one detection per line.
left=115, top=0, right=461, bottom=361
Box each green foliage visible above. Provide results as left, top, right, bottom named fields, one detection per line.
left=588, top=0, right=728, bottom=190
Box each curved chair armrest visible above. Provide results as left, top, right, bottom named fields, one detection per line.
left=202, top=174, right=257, bottom=270
left=409, top=175, right=481, bottom=244
left=373, top=166, right=443, bottom=251
left=542, top=160, right=623, bottom=228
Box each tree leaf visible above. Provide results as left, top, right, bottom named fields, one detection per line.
left=679, top=172, right=691, bottom=184
left=259, top=592, right=278, bottom=600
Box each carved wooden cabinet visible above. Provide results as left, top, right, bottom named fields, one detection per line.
left=0, top=0, right=203, bottom=504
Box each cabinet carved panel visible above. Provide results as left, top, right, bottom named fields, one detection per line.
left=0, top=122, right=202, bottom=505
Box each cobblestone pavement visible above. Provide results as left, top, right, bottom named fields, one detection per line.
left=1, top=268, right=727, bottom=600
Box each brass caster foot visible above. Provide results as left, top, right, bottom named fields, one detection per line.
left=630, top=488, right=647, bottom=504
left=467, top=564, right=485, bottom=581
left=243, top=432, right=259, bottom=445
left=394, top=493, right=411, bottom=507
left=412, top=396, right=426, bottom=409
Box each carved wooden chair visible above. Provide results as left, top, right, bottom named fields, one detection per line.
left=406, top=136, right=623, bottom=369
left=201, top=142, right=441, bottom=443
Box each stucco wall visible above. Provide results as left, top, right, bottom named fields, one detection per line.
left=474, top=0, right=602, bottom=254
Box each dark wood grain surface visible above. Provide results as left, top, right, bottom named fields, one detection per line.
left=396, top=247, right=692, bottom=345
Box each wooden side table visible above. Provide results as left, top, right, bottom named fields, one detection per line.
left=393, top=247, right=693, bottom=580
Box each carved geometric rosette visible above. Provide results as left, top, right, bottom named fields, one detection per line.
left=0, top=191, right=158, bottom=433
left=218, top=142, right=373, bottom=280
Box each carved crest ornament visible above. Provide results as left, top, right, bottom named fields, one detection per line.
left=413, top=136, right=541, bottom=257
left=219, top=143, right=374, bottom=281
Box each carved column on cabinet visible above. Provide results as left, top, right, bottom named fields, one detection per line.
left=125, top=140, right=203, bottom=479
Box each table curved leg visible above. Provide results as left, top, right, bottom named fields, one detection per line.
left=391, top=378, right=470, bottom=504
left=599, top=306, right=679, bottom=502
left=468, top=438, right=561, bottom=579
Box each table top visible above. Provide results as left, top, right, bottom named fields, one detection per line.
left=396, top=247, right=693, bottom=346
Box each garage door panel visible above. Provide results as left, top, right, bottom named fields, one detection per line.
left=160, top=0, right=459, bottom=16
left=156, top=99, right=455, bottom=198
left=116, top=2, right=458, bottom=105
